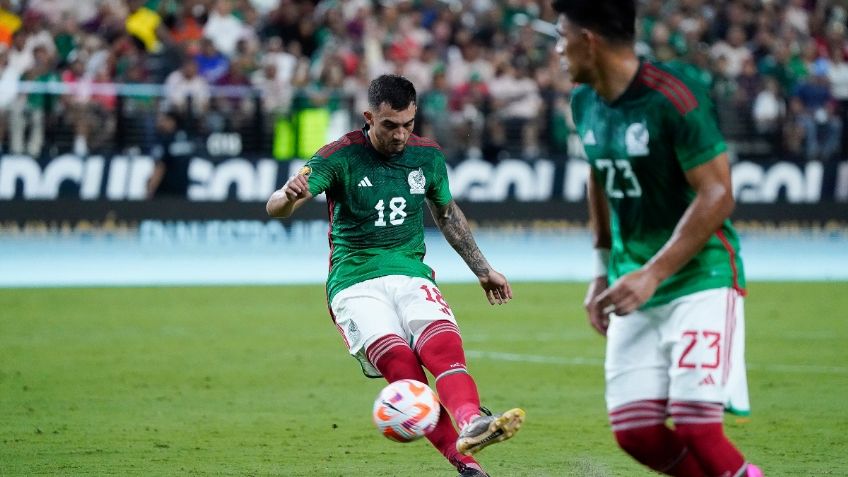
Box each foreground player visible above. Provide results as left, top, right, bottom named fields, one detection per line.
left=266, top=74, right=524, bottom=477
left=552, top=0, right=762, bottom=476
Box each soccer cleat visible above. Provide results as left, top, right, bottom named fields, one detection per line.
left=746, top=464, right=764, bottom=477
left=456, top=407, right=525, bottom=456
left=457, top=467, right=489, bottom=477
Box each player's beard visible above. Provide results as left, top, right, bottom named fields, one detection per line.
left=384, top=139, right=406, bottom=155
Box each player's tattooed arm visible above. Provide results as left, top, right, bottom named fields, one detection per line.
left=429, top=200, right=490, bottom=277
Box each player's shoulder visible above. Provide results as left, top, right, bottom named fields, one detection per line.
left=570, top=83, right=596, bottom=118
left=638, top=60, right=706, bottom=116
left=315, top=130, right=367, bottom=159
left=571, top=83, right=594, bottom=105
left=407, top=133, right=443, bottom=151
left=572, top=83, right=593, bottom=100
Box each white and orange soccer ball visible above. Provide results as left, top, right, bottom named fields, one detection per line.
left=372, top=379, right=440, bottom=442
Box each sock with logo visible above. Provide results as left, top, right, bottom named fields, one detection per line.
left=367, top=333, right=480, bottom=471
left=611, top=400, right=707, bottom=476
left=671, top=401, right=746, bottom=477
left=415, top=320, right=481, bottom=429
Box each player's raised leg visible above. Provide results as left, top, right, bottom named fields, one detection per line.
left=366, top=334, right=486, bottom=475
left=413, top=319, right=524, bottom=456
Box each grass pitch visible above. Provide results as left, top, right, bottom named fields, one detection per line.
left=1, top=282, right=846, bottom=476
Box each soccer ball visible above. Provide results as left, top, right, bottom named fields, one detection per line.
left=372, top=379, right=440, bottom=442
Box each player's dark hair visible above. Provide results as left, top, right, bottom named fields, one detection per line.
left=368, top=74, right=417, bottom=111
left=551, top=0, right=636, bottom=45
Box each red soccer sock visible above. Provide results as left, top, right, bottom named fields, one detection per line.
left=671, top=401, right=746, bottom=477
left=415, top=321, right=481, bottom=429
left=367, top=334, right=479, bottom=471
left=611, top=400, right=707, bottom=476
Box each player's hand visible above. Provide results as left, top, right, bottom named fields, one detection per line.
left=592, top=268, right=660, bottom=318
left=584, top=276, right=610, bottom=336
left=478, top=269, right=512, bottom=305
left=283, top=174, right=309, bottom=201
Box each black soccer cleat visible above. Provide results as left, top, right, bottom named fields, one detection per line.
left=457, top=465, right=489, bottom=477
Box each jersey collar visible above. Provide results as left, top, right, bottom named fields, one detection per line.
left=608, top=59, right=649, bottom=107
left=361, top=124, right=404, bottom=160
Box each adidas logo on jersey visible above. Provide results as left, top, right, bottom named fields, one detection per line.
left=582, top=130, right=596, bottom=146
left=358, top=177, right=373, bottom=187
left=698, top=374, right=716, bottom=386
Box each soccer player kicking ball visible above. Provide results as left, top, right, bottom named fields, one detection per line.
left=552, top=1, right=763, bottom=476
left=266, top=74, right=524, bottom=477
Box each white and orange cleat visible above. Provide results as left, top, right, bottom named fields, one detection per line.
left=456, top=407, right=525, bottom=456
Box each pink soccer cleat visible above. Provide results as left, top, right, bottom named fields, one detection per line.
left=747, top=464, right=764, bottom=477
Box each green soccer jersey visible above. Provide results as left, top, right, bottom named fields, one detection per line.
left=570, top=60, right=745, bottom=307
left=305, top=128, right=453, bottom=302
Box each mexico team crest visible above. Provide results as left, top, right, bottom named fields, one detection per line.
left=625, top=122, right=650, bottom=156
left=348, top=320, right=360, bottom=342
left=408, top=168, right=426, bottom=194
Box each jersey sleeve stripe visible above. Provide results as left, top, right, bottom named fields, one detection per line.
left=638, top=74, right=689, bottom=114
left=316, top=131, right=365, bottom=157
left=643, top=64, right=698, bottom=110
left=407, top=134, right=442, bottom=149
left=641, top=64, right=698, bottom=113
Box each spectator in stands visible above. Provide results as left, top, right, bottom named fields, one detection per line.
left=252, top=59, right=291, bottom=117
left=212, top=61, right=254, bottom=132
left=0, top=1, right=21, bottom=48
left=758, top=40, right=803, bottom=96
left=446, top=38, right=494, bottom=89
left=753, top=77, right=785, bottom=137
left=450, top=72, right=490, bottom=159
left=418, top=66, right=453, bottom=156
left=163, top=57, right=209, bottom=125
left=488, top=59, right=542, bottom=159
left=194, top=37, right=229, bottom=84
left=10, top=44, right=54, bottom=157
left=203, top=0, right=244, bottom=57
left=60, top=58, right=92, bottom=156
left=711, top=25, right=752, bottom=79
left=126, top=0, right=169, bottom=53
left=6, top=30, right=32, bottom=74
left=795, top=59, right=842, bottom=161
left=736, top=58, right=762, bottom=106
left=827, top=49, right=848, bottom=156
left=147, top=109, right=195, bottom=199
left=264, top=37, right=297, bottom=86
left=0, top=49, right=19, bottom=153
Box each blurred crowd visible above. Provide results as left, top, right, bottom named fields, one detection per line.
left=0, top=0, right=846, bottom=163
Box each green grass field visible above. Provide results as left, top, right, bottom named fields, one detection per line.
left=1, top=282, right=847, bottom=476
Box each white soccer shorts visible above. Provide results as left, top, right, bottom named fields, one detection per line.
left=605, top=287, right=750, bottom=415
left=330, top=275, right=459, bottom=377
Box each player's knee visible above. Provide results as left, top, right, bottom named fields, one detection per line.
left=613, top=426, right=662, bottom=457
left=414, top=320, right=465, bottom=376
left=669, top=400, right=725, bottom=445
left=366, top=334, right=425, bottom=382
left=609, top=400, right=669, bottom=459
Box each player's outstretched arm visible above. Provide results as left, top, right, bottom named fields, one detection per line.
left=584, top=169, right=613, bottom=336
left=594, top=153, right=735, bottom=316
left=266, top=173, right=314, bottom=218
left=428, top=200, right=512, bottom=305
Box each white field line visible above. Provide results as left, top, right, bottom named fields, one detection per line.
left=466, top=350, right=848, bottom=375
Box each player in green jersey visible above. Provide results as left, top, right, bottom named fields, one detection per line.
left=266, top=75, right=524, bottom=477
left=552, top=0, right=762, bottom=476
